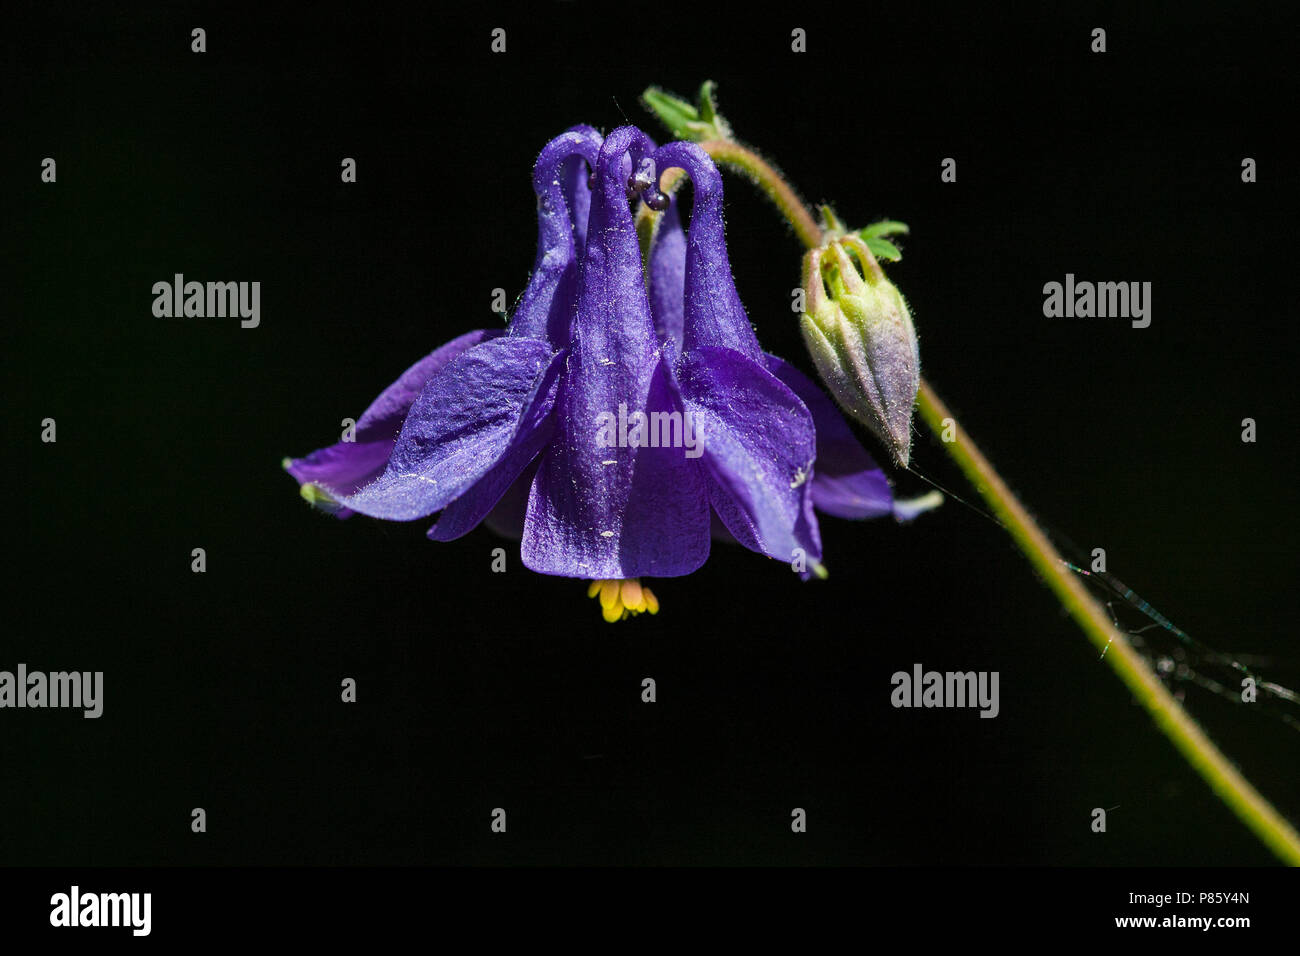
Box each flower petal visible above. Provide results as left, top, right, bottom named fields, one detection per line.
left=675, top=346, right=821, bottom=565
left=561, top=143, right=595, bottom=260
left=508, top=126, right=603, bottom=345
left=521, top=127, right=710, bottom=578
left=647, top=191, right=686, bottom=360
left=331, top=336, right=560, bottom=520
left=426, top=353, right=563, bottom=541
left=764, top=354, right=894, bottom=519
left=525, top=359, right=710, bottom=577
left=284, top=328, right=500, bottom=505
left=653, top=141, right=761, bottom=359
left=480, top=460, right=539, bottom=541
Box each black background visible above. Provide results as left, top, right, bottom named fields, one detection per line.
left=5, top=1, right=1297, bottom=869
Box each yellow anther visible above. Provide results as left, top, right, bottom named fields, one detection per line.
left=598, top=579, right=621, bottom=611
left=587, top=578, right=661, bottom=622
left=619, top=578, right=644, bottom=610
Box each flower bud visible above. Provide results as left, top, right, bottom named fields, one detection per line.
left=800, top=235, right=919, bottom=467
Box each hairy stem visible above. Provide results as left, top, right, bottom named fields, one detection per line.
left=698, top=140, right=823, bottom=250
left=700, top=139, right=1300, bottom=865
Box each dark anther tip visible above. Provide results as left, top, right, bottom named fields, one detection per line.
left=626, top=175, right=652, bottom=201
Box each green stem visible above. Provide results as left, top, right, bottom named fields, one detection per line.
left=701, top=140, right=1300, bottom=865
left=698, top=140, right=823, bottom=250
left=916, top=383, right=1300, bottom=865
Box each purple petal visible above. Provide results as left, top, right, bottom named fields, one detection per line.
left=709, top=509, right=739, bottom=543
left=525, top=360, right=710, bottom=578
left=652, top=142, right=761, bottom=359
left=480, top=460, right=539, bottom=541
left=426, top=353, right=563, bottom=541
left=675, top=346, right=822, bottom=565
left=764, top=354, right=894, bottom=519
left=330, top=337, right=561, bottom=520
left=284, top=328, right=500, bottom=503
left=508, top=126, right=603, bottom=345
left=561, top=154, right=594, bottom=260
left=647, top=191, right=685, bottom=360
left=521, top=127, right=710, bottom=578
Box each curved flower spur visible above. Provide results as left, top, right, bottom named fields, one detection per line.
left=284, top=124, right=933, bottom=621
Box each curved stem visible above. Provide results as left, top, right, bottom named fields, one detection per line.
left=698, top=140, right=823, bottom=250
left=916, top=383, right=1300, bottom=865
left=701, top=139, right=1300, bottom=865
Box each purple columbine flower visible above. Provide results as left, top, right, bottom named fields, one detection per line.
left=284, top=124, right=927, bottom=621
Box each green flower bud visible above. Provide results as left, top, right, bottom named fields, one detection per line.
left=800, top=235, right=919, bottom=467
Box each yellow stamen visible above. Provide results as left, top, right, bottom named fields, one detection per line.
left=598, top=579, right=621, bottom=611
left=587, top=578, right=661, bottom=622
left=619, top=578, right=644, bottom=610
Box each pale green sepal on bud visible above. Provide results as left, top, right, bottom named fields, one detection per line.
left=641, top=81, right=733, bottom=143
left=800, top=235, right=920, bottom=467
